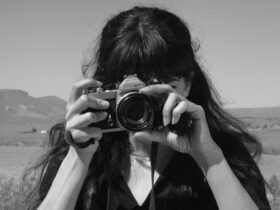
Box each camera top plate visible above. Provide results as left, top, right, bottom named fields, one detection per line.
left=118, top=75, right=145, bottom=93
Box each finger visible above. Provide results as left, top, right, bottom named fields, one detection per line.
left=66, top=111, right=108, bottom=129
left=66, top=94, right=109, bottom=120
left=71, top=127, right=103, bottom=142
left=162, top=92, right=178, bottom=126
left=69, top=78, right=102, bottom=104
left=172, top=101, right=189, bottom=124
left=139, top=84, right=173, bottom=96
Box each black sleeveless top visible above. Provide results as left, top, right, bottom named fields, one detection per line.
left=40, top=135, right=271, bottom=210
left=86, top=153, right=219, bottom=210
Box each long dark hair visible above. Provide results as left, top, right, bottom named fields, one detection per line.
left=24, top=6, right=268, bottom=209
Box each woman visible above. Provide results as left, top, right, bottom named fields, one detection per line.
left=25, top=6, right=270, bottom=210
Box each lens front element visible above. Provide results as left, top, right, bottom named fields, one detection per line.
left=117, top=93, right=155, bottom=131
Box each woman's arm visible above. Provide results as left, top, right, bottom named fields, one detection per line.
left=136, top=84, right=267, bottom=209
left=38, top=146, right=96, bottom=210
left=192, top=143, right=259, bottom=210
left=39, top=78, right=109, bottom=210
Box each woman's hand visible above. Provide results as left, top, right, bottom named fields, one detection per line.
left=65, top=78, right=109, bottom=155
left=133, top=84, right=219, bottom=156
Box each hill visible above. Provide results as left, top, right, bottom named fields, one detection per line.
left=0, top=88, right=279, bottom=129
left=0, top=89, right=66, bottom=125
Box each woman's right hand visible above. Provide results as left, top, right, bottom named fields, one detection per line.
left=65, top=78, right=109, bottom=156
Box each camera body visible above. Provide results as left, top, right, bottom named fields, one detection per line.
left=84, top=74, right=192, bottom=134
left=84, top=75, right=163, bottom=133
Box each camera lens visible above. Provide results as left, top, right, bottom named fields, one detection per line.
left=117, top=93, right=154, bottom=131
left=126, top=101, right=145, bottom=121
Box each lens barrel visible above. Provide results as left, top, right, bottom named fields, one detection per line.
left=117, top=93, right=156, bottom=131
left=116, top=92, right=192, bottom=134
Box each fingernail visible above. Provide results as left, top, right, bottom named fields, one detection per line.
left=163, top=117, right=168, bottom=126
left=139, top=87, right=147, bottom=93
left=100, top=100, right=109, bottom=107
left=101, top=112, right=108, bottom=118
left=172, top=116, right=178, bottom=125
left=96, top=81, right=103, bottom=86
left=172, top=117, right=175, bottom=125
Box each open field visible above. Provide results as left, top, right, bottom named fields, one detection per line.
left=0, top=127, right=279, bottom=209
left=0, top=146, right=44, bottom=180
left=0, top=127, right=279, bottom=181
left=258, top=154, right=280, bottom=180
left=0, top=146, right=279, bottom=209
left=252, top=129, right=280, bottom=155
left=0, top=145, right=278, bottom=181
left=0, top=122, right=51, bottom=147
left=0, top=122, right=51, bottom=135
left=0, top=126, right=279, bottom=180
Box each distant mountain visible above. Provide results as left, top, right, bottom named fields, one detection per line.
left=0, top=88, right=279, bottom=128
left=227, top=106, right=280, bottom=119
left=0, top=89, right=66, bottom=125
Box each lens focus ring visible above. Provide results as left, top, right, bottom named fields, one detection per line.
left=117, top=93, right=154, bottom=131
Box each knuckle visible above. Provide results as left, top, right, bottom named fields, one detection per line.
left=196, top=106, right=205, bottom=115
left=96, top=99, right=104, bottom=107
left=71, top=129, right=94, bottom=143
left=182, top=101, right=188, bottom=107
left=65, top=121, right=73, bottom=131
left=181, top=101, right=189, bottom=111
left=80, top=94, right=89, bottom=104
left=70, top=130, right=81, bottom=141
left=72, top=81, right=81, bottom=91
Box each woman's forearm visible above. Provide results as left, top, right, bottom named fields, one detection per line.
left=191, top=144, right=259, bottom=210
left=38, top=146, right=95, bottom=210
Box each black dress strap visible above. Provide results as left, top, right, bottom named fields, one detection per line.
left=149, top=142, right=158, bottom=210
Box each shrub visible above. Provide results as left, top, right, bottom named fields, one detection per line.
left=268, top=175, right=280, bottom=210
left=0, top=175, right=37, bottom=210
left=0, top=176, right=25, bottom=210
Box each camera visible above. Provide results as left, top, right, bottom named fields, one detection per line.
left=83, top=75, right=192, bottom=134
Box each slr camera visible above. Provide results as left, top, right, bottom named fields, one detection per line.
left=83, top=75, right=192, bottom=134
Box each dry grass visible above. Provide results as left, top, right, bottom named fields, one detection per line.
left=0, top=122, right=48, bottom=147
left=0, top=175, right=36, bottom=210
left=252, top=129, right=280, bottom=155
left=0, top=123, right=279, bottom=209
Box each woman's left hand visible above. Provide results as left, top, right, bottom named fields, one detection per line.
left=133, top=84, right=219, bottom=155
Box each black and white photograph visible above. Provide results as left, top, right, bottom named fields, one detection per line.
left=0, top=0, right=279, bottom=209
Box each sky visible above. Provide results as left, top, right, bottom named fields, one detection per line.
left=0, top=0, right=279, bottom=108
